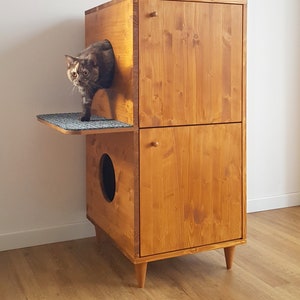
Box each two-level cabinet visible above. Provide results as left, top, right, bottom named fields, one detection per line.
left=81, top=0, right=246, bottom=288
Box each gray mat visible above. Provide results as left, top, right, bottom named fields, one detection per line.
left=37, top=113, right=132, bottom=131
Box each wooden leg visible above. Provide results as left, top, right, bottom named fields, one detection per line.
left=134, top=262, right=148, bottom=288
left=224, top=246, right=235, bottom=269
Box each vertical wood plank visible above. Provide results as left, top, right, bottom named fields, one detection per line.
left=139, top=124, right=243, bottom=256
left=85, top=0, right=135, bottom=125
left=139, top=1, right=243, bottom=127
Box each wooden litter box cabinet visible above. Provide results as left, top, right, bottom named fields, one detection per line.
left=43, top=0, right=247, bottom=288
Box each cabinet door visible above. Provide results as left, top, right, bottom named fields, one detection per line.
left=139, top=0, right=244, bottom=127
left=140, top=124, right=243, bottom=256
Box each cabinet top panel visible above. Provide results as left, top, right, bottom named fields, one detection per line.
left=144, top=0, right=247, bottom=3
left=86, top=0, right=247, bottom=14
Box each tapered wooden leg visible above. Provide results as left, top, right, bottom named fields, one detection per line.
left=224, top=246, right=235, bottom=269
left=134, top=262, right=148, bottom=288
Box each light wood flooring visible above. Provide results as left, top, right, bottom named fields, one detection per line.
left=0, top=206, right=299, bottom=299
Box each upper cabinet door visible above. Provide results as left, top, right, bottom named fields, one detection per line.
left=139, top=0, right=244, bottom=127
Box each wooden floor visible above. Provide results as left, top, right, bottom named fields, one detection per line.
left=0, top=206, right=299, bottom=300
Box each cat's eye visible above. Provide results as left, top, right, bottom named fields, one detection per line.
left=71, top=72, right=77, bottom=78
left=83, top=70, right=89, bottom=76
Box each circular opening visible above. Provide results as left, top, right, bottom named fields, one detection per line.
left=99, top=154, right=116, bottom=202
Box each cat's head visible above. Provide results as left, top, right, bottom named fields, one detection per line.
left=65, top=55, right=99, bottom=87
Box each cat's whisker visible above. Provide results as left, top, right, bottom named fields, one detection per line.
left=72, top=85, right=77, bottom=95
left=66, top=84, right=77, bottom=96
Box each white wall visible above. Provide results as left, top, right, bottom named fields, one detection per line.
left=0, top=0, right=105, bottom=251
left=0, top=0, right=299, bottom=251
left=247, top=0, right=300, bottom=212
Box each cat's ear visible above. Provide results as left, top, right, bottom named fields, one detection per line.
left=65, top=55, right=76, bottom=68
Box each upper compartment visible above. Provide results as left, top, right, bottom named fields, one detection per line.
left=84, top=0, right=246, bottom=129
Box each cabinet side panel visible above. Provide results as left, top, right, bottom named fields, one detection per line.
left=86, top=133, right=136, bottom=259
left=242, top=4, right=247, bottom=238
left=85, top=0, right=134, bottom=125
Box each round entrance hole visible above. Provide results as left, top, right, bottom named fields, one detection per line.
left=99, top=154, right=116, bottom=202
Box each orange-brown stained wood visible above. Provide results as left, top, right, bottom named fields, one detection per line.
left=86, top=132, right=137, bottom=260
left=139, top=124, right=243, bottom=256
left=139, top=0, right=243, bottom=127
left=85, top=0, right=135, bottom=125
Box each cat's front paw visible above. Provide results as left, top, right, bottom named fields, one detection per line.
left=80, top=115, right=91, bottom=122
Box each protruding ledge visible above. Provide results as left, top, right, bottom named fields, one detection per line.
left=37, top=113, right=133, bottom=135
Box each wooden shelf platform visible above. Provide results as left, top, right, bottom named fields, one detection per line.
left=37, top=113, right=133, bottom=135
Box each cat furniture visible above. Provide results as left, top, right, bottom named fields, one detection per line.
left=38, top=0, right=247, bottom=288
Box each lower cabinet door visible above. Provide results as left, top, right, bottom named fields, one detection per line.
left=139, top=123, right=243, bottom=256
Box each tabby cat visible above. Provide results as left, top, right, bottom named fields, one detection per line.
left=65, top=40, right=115, bottom=121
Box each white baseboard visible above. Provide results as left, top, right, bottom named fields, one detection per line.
left=247, top=192, right=300, bottom=213
left=1, top=194, right=299, bottom=251
left=0, top=220, right=95, bottom=252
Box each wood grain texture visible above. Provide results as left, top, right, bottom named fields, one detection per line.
left=242, top=3, right=247, bottom=238
left=139, top=0, right=244, bottom=127
left=0, top=207, right=298, bottom=298
left=86, top=132, right=137, bottom=260
left=163, top=0, right=247, bottom=3
left=85, top=0, right=135, bottom=125
left=140, top=124, right=244, bottom=256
